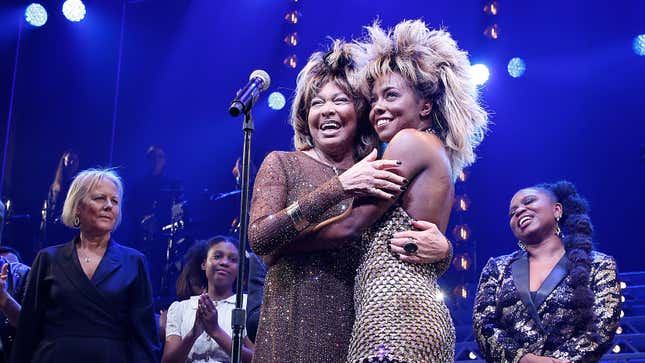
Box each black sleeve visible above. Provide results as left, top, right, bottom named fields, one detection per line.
left=128, top=254, right=161, bottom=363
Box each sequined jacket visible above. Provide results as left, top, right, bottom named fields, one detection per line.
left=473, top=250, right=621, bottom=363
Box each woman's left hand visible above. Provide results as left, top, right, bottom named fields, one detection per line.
left=197, top=293, right=220, bottom=337
left=390, top=220, right=450, bottom=264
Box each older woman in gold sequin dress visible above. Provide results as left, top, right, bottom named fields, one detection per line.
left=474, top=181, right=621, bottom=363
left=248, top=41, right=408, bottom=363
left=345, top=20, right=489, bottom=362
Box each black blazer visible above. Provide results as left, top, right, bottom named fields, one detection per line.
left=473, top=250, right=621, bottom=363
left=10, top=238, right=160, bottom=363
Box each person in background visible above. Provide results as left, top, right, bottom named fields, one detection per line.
left=40, top=150, right=79, bottom=246
left=0, top=247, right=30, bottom=362
left=11, top=168, right=160, bottom=363
left=473, top=181, right=621, bottom=362
left=162, top=235, right=253, bottom=363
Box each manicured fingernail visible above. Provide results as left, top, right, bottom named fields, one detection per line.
left=390, top=195, right=397, bottom=199
left=396, top=160, right=402, bottom=165
left=400, top=186, right=408, bottom=191
left=403, top=179, right=409, bottom=184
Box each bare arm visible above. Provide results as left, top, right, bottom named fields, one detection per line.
left=162, top=301, right=202, bottom=363
left=340, top=129, right=454, bottom=235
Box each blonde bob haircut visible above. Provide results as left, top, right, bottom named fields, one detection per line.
left=61, top=168, right=124, bottom=229
left=359, top=20, right=489, bottom=180
left=290, top=39, right=378, bottom=160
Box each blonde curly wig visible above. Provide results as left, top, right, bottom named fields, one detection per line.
left=290, top=40, right=378, bottom=160
left=358, top=19, right=489, bottom=180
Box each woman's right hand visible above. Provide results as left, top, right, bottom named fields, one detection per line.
left=338, top=149, right=407, bottom=200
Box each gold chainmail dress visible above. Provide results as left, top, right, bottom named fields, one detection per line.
left=347, top=206, right=455, bottom=363
left=249, top=151, right=360, bottom=363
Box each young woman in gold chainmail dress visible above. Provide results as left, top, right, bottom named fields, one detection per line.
left=345, top=20, right=489, bottom=362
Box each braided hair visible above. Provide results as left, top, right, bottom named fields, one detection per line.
left=535, top=181, right=596, bottom=333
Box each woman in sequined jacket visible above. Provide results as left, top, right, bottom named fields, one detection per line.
left=473, top=181, right=621, bottom=363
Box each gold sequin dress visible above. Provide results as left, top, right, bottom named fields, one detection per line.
left=249, top=151, right=360, bottom=363
left=347, top=206, right=455, bottom=363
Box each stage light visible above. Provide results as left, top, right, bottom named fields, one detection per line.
left=453, top=284, right=468, bottom=299
left=620, top=281, right=627, bottom=289
left=284, top=54, right=297, bottom=69
left=458, top=169, right=469, bottom=183
left=453, top=253, right=472, bottom=271
left=453, top=225, right=471, bottom=241
left=284, top=10, right=301, bottom=24
left=612, top=344, right=621, bottom=353
left=468, top=351, right=478, bottom=360
left=62, top=0, right=86, bottom=22
left=483, top=24, right=501, bottom=40
left=507, top=57, right=526, bottom=78
left=455, top=195, right=471, bottom=212
left=284, top=32, right=299, bottom=47
left=620, top=310, right=625, bottom=318
left=471, top=64, right=490, bottom=86
left=616, top=326, right=623, bottom=334
left=621, top=295, right=626, bottom=303
left=25, top=3, right=48, bottom=27
left=483, top=1, right=499, bottom=15
left=268, top=92, right=286, bottom=110
left=633, top=34, right=645, bottom=56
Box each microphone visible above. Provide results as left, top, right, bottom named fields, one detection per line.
left=229, top=70, right=271, bottom=117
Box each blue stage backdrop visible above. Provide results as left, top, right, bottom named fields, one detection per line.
left=0, top=0, right=643, bottom=272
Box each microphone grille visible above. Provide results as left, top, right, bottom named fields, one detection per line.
left=249, top=69, right=271, bottom=91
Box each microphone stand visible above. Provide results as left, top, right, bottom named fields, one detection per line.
left=230, top=110, right=252, bottom=363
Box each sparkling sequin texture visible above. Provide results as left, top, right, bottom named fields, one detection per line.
left=473, top=251, right=622, bottom=362
left=249, top=151, right=360, bottom=363
left=347, top=206, right=455, bottom=363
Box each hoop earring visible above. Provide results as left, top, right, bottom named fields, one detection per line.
left=555, top=217, right=563, bottom=238
left=73, top=215, right=80, bottom=227
left=518, top=240, right=526, bottom=251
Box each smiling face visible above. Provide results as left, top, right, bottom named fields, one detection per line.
left=369, top=72, right=432, bottom=143
left=202, top=241, right=239, bottom=290
left=509, top=188, right=563, bottom=244
left=306, top=81, right=358, bottom=157
left=76, top=179, right=120, bottom=236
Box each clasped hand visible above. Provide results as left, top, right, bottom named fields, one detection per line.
left=191, top=293, right=220, bottom=338
left=338, top=149, right=407, bottom=200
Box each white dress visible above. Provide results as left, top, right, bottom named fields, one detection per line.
left=166, top=294, right=248, bottom=363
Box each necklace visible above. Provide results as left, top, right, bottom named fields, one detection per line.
left=312, top=148, right=341, bottom=176
left=78, top=249, right=92, bottom=263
